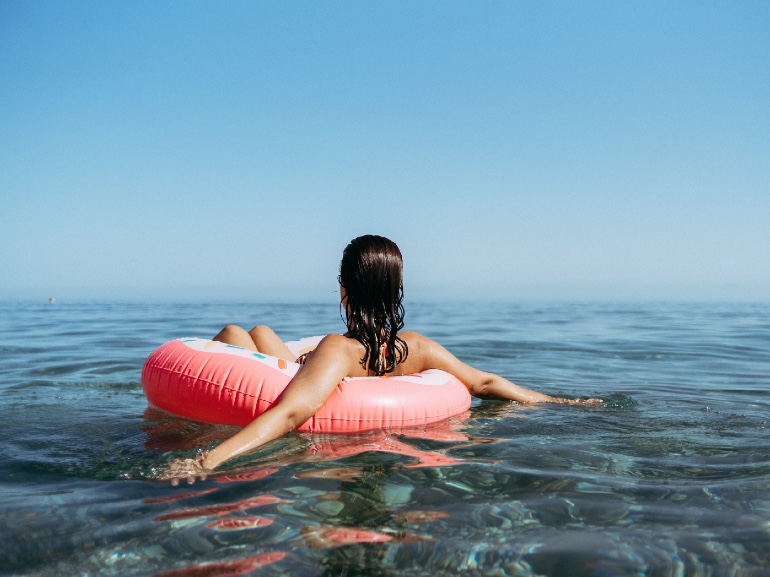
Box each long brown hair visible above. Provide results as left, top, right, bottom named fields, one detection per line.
left=339, top=235, right=408, bottom=375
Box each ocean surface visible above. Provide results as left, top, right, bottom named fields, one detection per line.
left=1, top=300, right=769, bottom=576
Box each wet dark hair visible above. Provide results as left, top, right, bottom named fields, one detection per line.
left=339, top=235, right=408, bottom=375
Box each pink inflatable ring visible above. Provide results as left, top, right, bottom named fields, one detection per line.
left=141, top=338, right=471, bottom=433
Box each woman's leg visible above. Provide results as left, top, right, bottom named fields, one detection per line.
left=212, top=324, right=296, bottom=361
left=248, top=325, right=296, bottom=361
left=213, top=325, right=258, bottom=350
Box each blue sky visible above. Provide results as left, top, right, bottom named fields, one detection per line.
left=1, top=1, right=768, bottom=301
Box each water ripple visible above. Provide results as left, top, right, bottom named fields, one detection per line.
left=1, top=300, right=769, bottom=575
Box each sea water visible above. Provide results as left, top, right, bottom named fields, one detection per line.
left=1, top=300, right=768, bottom=576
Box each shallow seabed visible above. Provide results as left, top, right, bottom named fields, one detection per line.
left=1, top=300, right=769, bottom=576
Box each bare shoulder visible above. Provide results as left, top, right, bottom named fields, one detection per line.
left=295, top=333, right=366, bottom=378
left=399, top=331, right=435, bottom=356
left=399, top=330, right=426, bottom=346
left=315, top=333, right=369, bottom=372
left=315, top=333, right=360, bottom=354
left=398, top=331, right=457, bottom=374
left=401, top=330, right=447, bottom=352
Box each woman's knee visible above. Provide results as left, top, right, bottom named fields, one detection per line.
left=248, top=325, right=296, bottom=360
left=221, top=324, right=246, bottom=336
left=213, top=324, right=248, bottom=343
left=248, top=325, right=277, bottom=342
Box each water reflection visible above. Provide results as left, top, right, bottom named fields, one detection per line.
left=152, top=551, right=286, bottom=577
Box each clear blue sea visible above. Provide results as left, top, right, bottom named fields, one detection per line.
left=1, top=300, right=769, bottom=576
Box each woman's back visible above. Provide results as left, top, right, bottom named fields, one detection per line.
left=336, top=330, right=431, bottom=378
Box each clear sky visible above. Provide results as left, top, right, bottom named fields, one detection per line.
left=1, top=1, right=768, bottom=302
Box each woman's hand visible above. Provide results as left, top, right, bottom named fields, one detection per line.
left=159, top=451, right=210, bottom=485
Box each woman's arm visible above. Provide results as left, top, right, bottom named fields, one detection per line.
left=204, top=334, right=356, bottom=469
left=164, top=334, right=357, bottom=480
left=410, top=332, right=581, bottom=404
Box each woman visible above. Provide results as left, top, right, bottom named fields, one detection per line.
left=167, top=235, right=596, bottom=480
